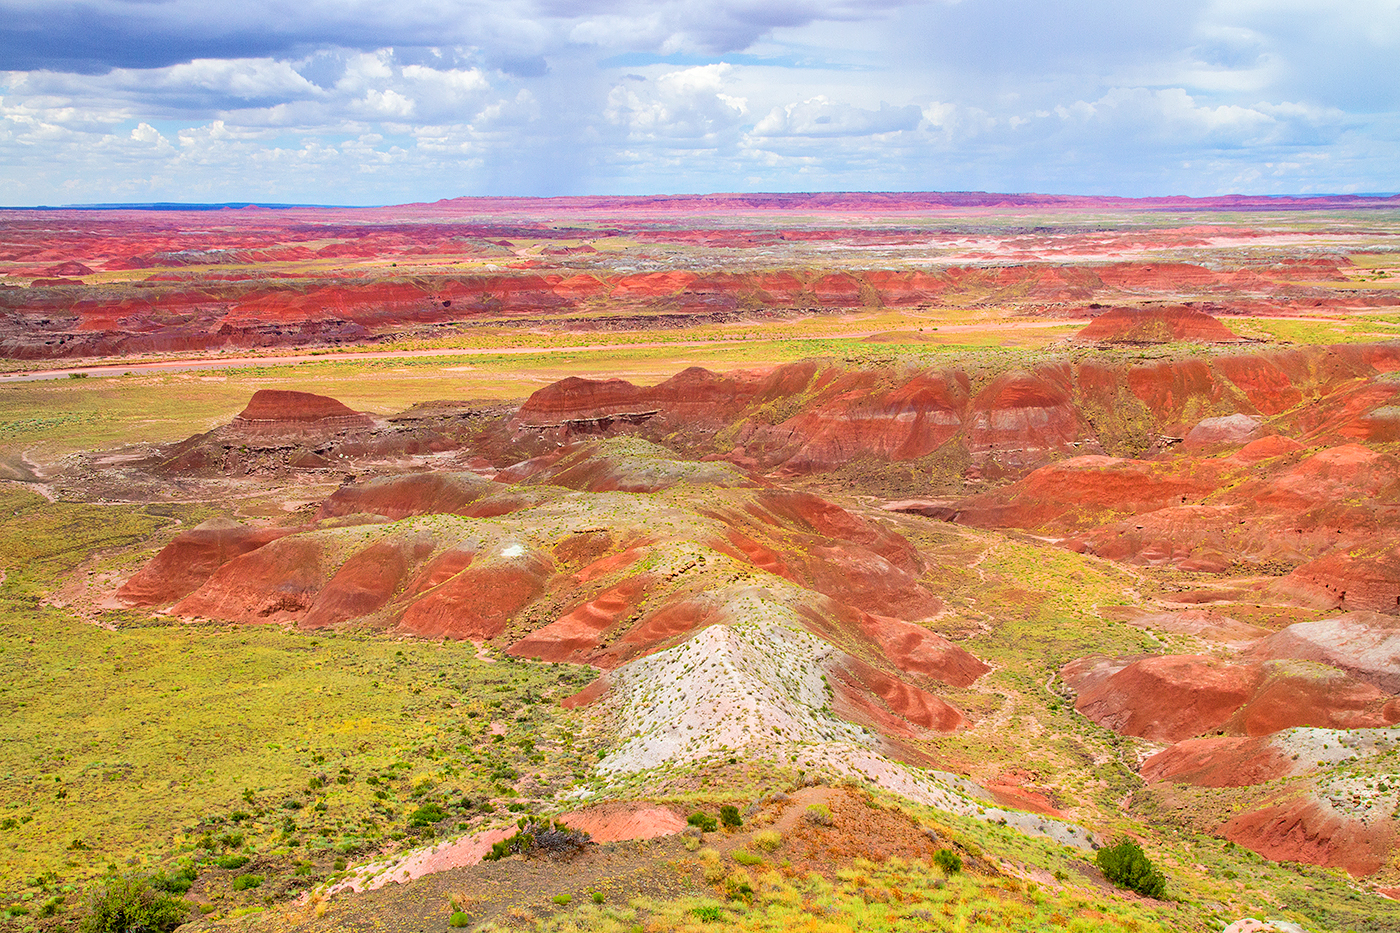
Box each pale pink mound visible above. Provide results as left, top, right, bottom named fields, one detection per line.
left=558, top=803, right=687, bottom=842
left=1248, top=612, right=1400, bottom=691
left=117, top=519, right=296, bottom=606
left=1075, top=306, right=1243, bottom=344
left=1127, top=609, right=1270, bottom=646
left=229, top=389, right=373, bottom=434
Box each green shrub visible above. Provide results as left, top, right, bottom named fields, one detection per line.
left=731, top=850, right=762, bottom=866
left=719, top=805, right=742, bottom=828
left=690, top=905, right=724, bottom=922
left=1096, top=839, right=1166, bottom=899
left=79, top=875, right=187, bottom=933
left=449, top=911, right=470, bottom=928
left=933, top=849, right=962, bottom=874
left=151, top=866, right=196, bottom=894
left=590, top=891, right=605, bottom=905
left=551, top=894, right=572, bottom=906
left=687, top=812, right=719, bottom=832
left=804, top=804, right=833, bottom=826
left=214, top=854, right=249, bottom=870
left=230, top=874, right=263, bottom=892
left=408, top=803, right=447, bottom=827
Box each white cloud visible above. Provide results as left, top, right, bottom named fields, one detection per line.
left=753, top=96, right=921, bottom=137
left=0, top=1, right=1395, bottom=201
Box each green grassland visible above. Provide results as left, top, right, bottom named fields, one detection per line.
left=0, top=486, right=597, bottom=925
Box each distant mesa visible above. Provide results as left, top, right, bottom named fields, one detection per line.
left=229, top=389, right=374, bottom=435
left=1074, top=306, right=1244, bottom=344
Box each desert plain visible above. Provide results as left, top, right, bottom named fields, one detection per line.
left=3, top=192, right=1400, bottom=933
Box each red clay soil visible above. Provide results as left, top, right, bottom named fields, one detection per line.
left=984, top=769, right=1066, bottom=816
left=556, top=802, right=687, bottom=842
left=1279, top=545, right=1400, bottom=614
left=1140, top=735, right=1296, bottom=787
left=228, top=389, right=374, bottom=434
left=956, top=455, right=1227, bottom=531
left=116, top=519, right=297, bottom=606
left=1222, top=664, right=1400, bottom=735
left=396, top=556, right=553, bottom=639
left=1222, top=795, right=1396, bottom=876
left=1062, top=655, right=1264, bottom=742
left=827, top=656, right=967, bottom=737
left=1075, top=306, right=1244, bottom=344
left=302, top=539, right=429, bottom=629
left=1065, top=654, right=1400, bottom=742
left=797, top=602, right=988, bottom=688
left=505, top=575, right=654, bottom=662
left=172, top=536, right=327, bottom=622
left=316, top=473, right=499, bottom=521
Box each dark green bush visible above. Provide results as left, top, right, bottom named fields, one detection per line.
left=690, top=905, right=724, bottom=922
left=151, top=865, right=197, bottom=894
left=719, top=805, right=742, bottom=828
left=230, top=874, right=263, bottom=892
left=407, top=803, right=447, bottom=827
left=1096, top=839, right=1166, bottom=898
left=79, top=875, right=187, bottom=933
left=687, top=812, right=719, bottom=832
left=933, top=849, right=962, bottom=874
left=214, top=854, right=248, bottom=870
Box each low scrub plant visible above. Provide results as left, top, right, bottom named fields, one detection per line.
left=719, top=805, right=742, bottom=828
left=804, top=804, right=833, bottom=826
left=687, top=812, right=719, bottom=832
left=1096, top=839, right=1166, bottom=899
left=933, top=849, right=962, bottom=875
left=230, top=874, right=263, bottom=892
left=79, top=875, right=187, bottom=933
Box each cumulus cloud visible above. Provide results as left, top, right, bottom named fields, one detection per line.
left=0, top=0, right=1396, bottom=202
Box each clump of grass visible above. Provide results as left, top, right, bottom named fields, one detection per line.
left=590, top=891, right=605, bottom=905
left=551, top=894, right=572, bottom=907
left=448, top=911, right=470, bottom=928
left=805, top=804, right=833, bottom=826
left=732, top=850, right=763, bottom=866
left=751, top=830, right=781, bottom=852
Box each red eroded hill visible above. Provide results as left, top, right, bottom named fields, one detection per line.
left=1075, top=306, right=1244, bottom=344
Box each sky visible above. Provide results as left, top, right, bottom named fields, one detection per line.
left=1, top=0, right=1398, bottom=205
